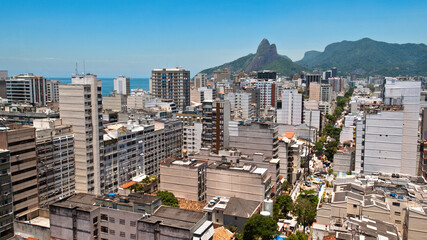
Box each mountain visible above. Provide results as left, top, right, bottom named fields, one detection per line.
left=296, top=38, right=427, bottom=76
left=200, top=39, right=307, bottom=76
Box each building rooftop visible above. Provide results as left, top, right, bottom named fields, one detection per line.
left=140, top=205, right=206, bottom=230
left=161, top=157, right=208, bottom=168
left=223, top=197, right=261, bottom=219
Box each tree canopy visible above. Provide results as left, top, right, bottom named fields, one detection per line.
left=242, top=214, right=279, bottom=240
left=286, top=231, right=309, bottom=240
left=273, top=194, right=293, bottom=221
left=156, top=190, right=179, bottom=207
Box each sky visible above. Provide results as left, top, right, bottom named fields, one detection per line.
left=0, top=0, right=426, bottom=77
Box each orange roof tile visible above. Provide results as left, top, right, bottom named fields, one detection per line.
left=213, top=226, right=234, bottom=240
left=284, top=132, right=295, bottom=139
left=120, top=181, right=137, bottom=189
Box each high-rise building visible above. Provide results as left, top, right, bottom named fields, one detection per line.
left=202, top=100, right=230, bottom=154
left=322, top=71, right=332, bottom=82
left=253, top=80, right=277, bottom=109
left=320, top=84, right=332, bottom=103
left=114, top=75, right=130, bottom=95
left=46, top=80, right=60, bottom=103
left=150, top=67, right=190, bottom=111
left=0, top=70, right=7, bottom=99
left=277, top=89, right=302, bottom=125
left=0, top=150, right=13, bottom=239
left=194, top=73, right=207, bottom=88
left=229, top=121, right=279, bottom=158
left=355, top=79, right=421, bottom=175
left=213, top=68, right=231, bottom=82
left=34, top=118, right=75, bottom=207
left=0, top=123, right=39, bottom=216
left=59, top=74, right=104, bottom=194
left=331, top=67, right=337, bottom=78
left=224, top=91, right=254, bottom=120
left=306, top=74, right=321, bottom=88
left=303, top=109, right=321, bottom=131
left=309, top=82, right=321, bottom=102
left=6, top=73, right=48, bottom=105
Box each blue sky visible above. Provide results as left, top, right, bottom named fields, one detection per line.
left=0, top=0, right=426, bottom=77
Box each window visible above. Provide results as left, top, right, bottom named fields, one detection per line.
left=395, top=220, right=401, bottom=224
left=109, top=217, right=115, bottom=223
left=130, top=221, right=136, bottom=227
left=392, top=202, right=400, bottom=207
left=353, top=204, right=357, bottom=208
left=101, top=226, right=108, bottom=233
left=109, top=229, right=115, bottom=235
left=130, top=233, right=136, bottom=239
left=395, top=211, right=401, bottom=216
left=120, top=232, right=125, bottom=237
left=119, top=219, right=125, bottom=225
left=101, top=214, right=108, bottom=221
left=93, top=217, right=98, bottom=224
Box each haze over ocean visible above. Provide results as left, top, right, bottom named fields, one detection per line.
left=48, top=77, right=150, bottom=96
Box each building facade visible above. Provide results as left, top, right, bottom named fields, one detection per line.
left=277, top=89, right=302, bottom=125
left=113, top=75, right=130, bottom=95
left=0, top=150, right=13, bottom=239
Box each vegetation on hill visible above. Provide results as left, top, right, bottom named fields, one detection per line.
left=297, top=38, right=427, bottom=76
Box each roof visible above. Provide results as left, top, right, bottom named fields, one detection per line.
left=140, top=205, right=206, bottom=230
left=223, top=197, right=261, bottom=218
left=284, top=132, right=295, bottom=139
left=120, top=181, right=137, bottom=189
left=213, top=226, right=234, bottom=240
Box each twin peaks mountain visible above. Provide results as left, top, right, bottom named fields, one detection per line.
left=200, top=38, right=427, bottom=76
left=200, top=39, right=306, bottom=76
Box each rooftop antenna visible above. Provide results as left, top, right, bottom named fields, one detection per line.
left=83, top=60, right=86, bottom=75
left=75, top=62, right=78, bottom=75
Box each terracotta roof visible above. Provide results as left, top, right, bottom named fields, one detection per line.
left=323, top=235, right=336, bottom=240
left=177, top=198, right=207, bottom=212
left=284, top=132, right=295, bottom=139
left=213, top=226, right=234, bottom=240
left=119, top=181, right=137, bottom=189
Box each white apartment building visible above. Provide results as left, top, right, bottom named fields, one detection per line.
left=303, top=109, right=321, bottom=130
left=59, top=73, right=104, bottom=194
left=194, top=73, right=207, bottom=88
left=34, top=118, right=75, bottom=207
left=253, top=80, right=277, bottom=109
left=355, top=79, right=421, bottom=175
left=183, top=122, right=203, bottom=154
left=114, top=75, right=130, bottom=95
left=277, top=89, right=302, bottom=125
left=224, top=91, right=253, bottom=120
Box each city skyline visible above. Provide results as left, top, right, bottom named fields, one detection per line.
left=1, top=0, right=427, bottom=77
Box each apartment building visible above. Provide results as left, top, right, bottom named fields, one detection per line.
left=229, top=121, right=279, bottom=158
left=6, top=73, right=48, bottom=105
left=309, top=82, right=321, bottom=101
left=183, top=122, right=203, bottom=154
left=50, top=193, right=162, bottom=240
left=253, top=80, right=277, bottom=109
left=303, top=109, right=321, bottom=131
left=160, top=157, right=208, bottom=201
left=213, top=68, right=231, bottom=82
left=59, top=73, right=104, bottom=194
left=207, top=161, right=271, bottom=202
left=277, top=89, right=302, bottom=125
left=149, top=67, right=190, bottom=110
left=46, top=80, right=59, bottom=103
left=224, top=91, right=254, bottom=120
left=194, top=73, right=207, bottom=88
left=0, top=123, right=39, bottom=216
left=34, top=118, right=75, bottom=208
left=103, top=94, right=127, bottom=112
left=320, top=84, right=332, bottom=103
left=0, top=70, right=7, bottom=99
left=0, top=150, right=13, bottom=239
left=113, top=75, right=130, bottom=95
left=202, top=100, right=230, bottom=154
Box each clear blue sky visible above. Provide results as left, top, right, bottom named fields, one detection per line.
left=1, top=0, right=426, bottom=77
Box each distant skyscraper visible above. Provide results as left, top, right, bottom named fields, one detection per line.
left=277, top=89, right=302, bottom=125
left=59, top=74, right=104, bottom=194
left=257, top=70, right=277, bottom=80
left=114, top=75, right=130, bottom=95
left=150, top=67, right=190, bottom=111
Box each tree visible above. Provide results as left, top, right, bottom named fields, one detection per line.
left=156, top=190, right=179, bottom=207
left=242, top=214, right=279, bottom=240
left=292, top=197, right=317, bottom=233
left=273, top=195, right=293, bottom=221
left=314, top=141, right=323, bottom=157
left=324, top=141, right=339, bottom=161
left=286, top=231, right=309, bottom=240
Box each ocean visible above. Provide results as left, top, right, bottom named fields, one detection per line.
left=48, top=77, right=150, bottom=96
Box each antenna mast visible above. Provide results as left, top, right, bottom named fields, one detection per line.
left=83, top=60, right=86, bottom=74
left=75, top=62, right=78, bottom=75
